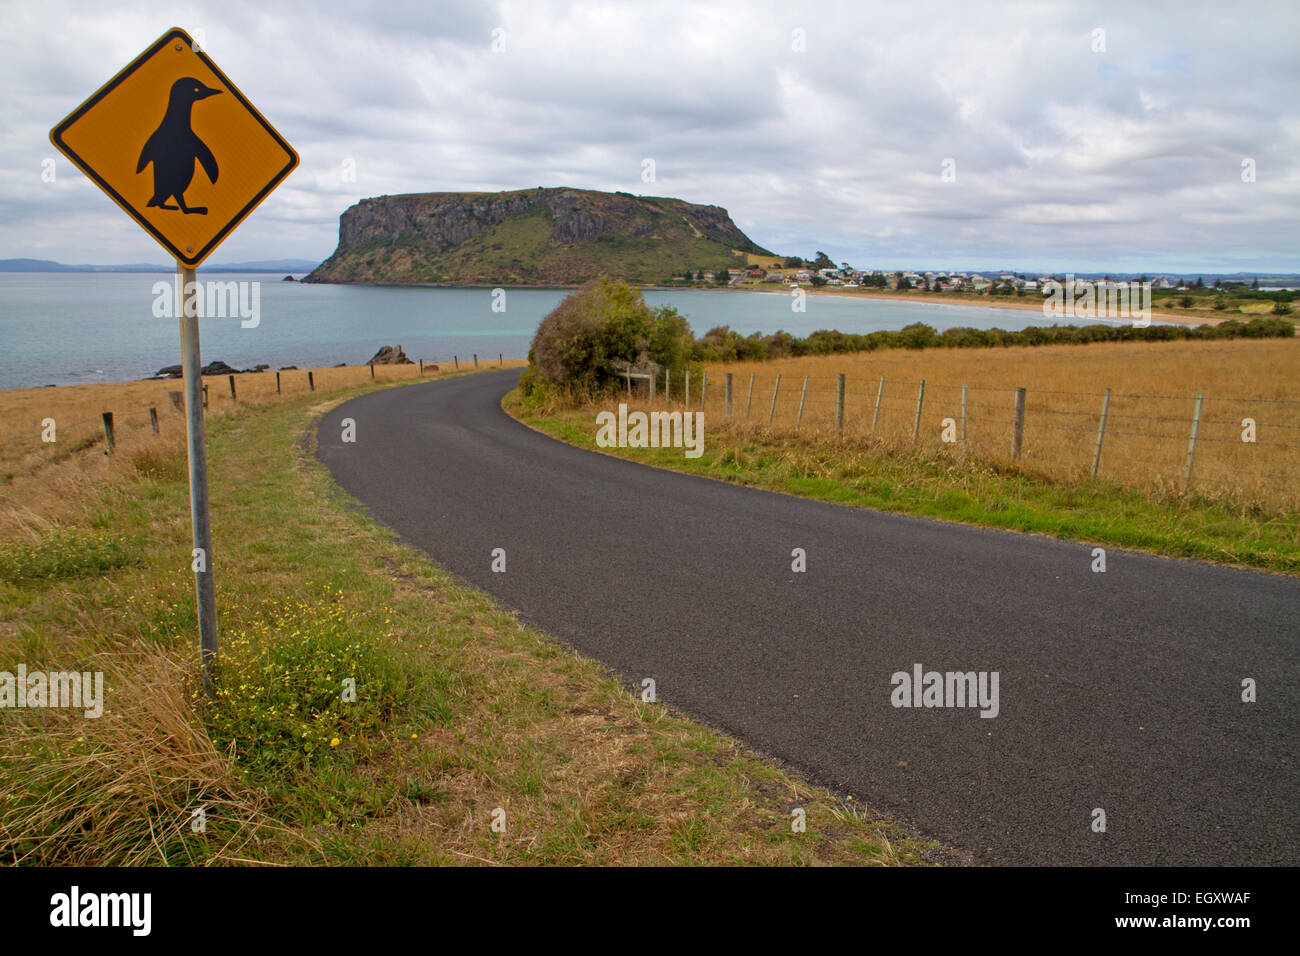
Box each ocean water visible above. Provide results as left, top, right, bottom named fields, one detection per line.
left=0, top=273, right=1065, bottom=390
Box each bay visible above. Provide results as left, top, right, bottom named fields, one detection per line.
left=0, top=273, right=1066, bottom=390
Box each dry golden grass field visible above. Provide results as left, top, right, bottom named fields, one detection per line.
left=688, top=339, right=1300, bottom=512
left=0, top=359, right=526, bottom=539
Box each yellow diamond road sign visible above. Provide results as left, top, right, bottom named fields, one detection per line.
left=50, top=27, right=298, bottom=267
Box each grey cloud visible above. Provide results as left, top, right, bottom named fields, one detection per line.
left=1, top=0, right=1297, bottom=272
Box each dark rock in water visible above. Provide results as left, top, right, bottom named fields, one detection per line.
left=155, top=365, right=183, bottom=378
left=282, top=275, right=296, bottom=282
left=279, top=365, right=298, bottom=370
left=367, top=344, right=413, bottom=365
left=201, top=360, right=239, bottom=376
left=334, top=362, right=347, bottom=367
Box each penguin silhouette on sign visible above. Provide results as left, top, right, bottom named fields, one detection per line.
left=137, top=77, right=221, bottom=214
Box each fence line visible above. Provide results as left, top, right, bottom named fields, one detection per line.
left=618, top=366, right=1300, bottom=509
left=1, top=359, right=463, bottom=479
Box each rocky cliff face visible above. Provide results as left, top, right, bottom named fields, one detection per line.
left=304, top=188, right=774, bottom=285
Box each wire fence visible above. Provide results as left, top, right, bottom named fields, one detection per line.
left=0, top=355, right=514, bottom=481
left=628, top=367, right=1300, bottom=511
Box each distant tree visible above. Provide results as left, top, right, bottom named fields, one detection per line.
left=810, top=275, right=827, bottom=287
left=1178, top=295, right=1194, bottom=308
left=1252, top=278, right=1259, bottom=291
left=784, top=257, right=804, bottom=269
left=1195, top=276, right=1204, bottom=289
left=1272, top=301, right=1292, bottom=315
left=894, top=271, right=909, bottom=290
left=696, top=269, right=705, bottom=281
left=812, top=251, right=835, bottom=270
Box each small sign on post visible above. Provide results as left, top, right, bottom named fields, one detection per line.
left=50, top=28, right=298, bottom=695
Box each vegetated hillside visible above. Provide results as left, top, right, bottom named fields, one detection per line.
left=304, top=187, right=774, bottom=285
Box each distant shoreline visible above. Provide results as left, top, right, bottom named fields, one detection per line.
left=641, top=283, right=1235, bottom=328
left=297, top=276, right=1240, bottom=328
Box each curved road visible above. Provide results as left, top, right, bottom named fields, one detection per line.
left=318, top=369, right=1299, bottom=865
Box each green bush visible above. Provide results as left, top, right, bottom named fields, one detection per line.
left=526, top=277, right=694, bottom=395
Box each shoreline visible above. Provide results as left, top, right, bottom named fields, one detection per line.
left=300, top=276, right=1241, bottom=328
left=652, top=283, right=1236, bottom=328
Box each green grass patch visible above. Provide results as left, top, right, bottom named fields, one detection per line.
left=0, top=526, right=141, bottom=585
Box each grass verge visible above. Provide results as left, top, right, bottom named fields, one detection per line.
left=0, top=374, right=935, bottom=866
left=504, top=393, right=1300, bottom=576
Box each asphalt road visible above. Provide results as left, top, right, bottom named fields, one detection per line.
left=317, top=369, right=1299, bottom=865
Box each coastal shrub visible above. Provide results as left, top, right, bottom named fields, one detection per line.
left=694, top=325, right=770, bottom=362
left=525, top=277, right=694, bottom=395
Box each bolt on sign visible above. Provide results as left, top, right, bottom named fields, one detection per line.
left=50, top=27, right=298, bottom=266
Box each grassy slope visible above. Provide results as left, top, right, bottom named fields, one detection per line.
left=505, top=397, right=1300, bottom=577
left=0, top=375, right=935, bottom=866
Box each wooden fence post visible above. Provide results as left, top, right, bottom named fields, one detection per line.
left=768, top=374, right=781, bottom=425
left=1091, top=389, right=1111, bottom=477
left=228, top=374, right=237, bottom=399
left=1011, top=387, right=1026, bottom=458
left=101, top=412, right=115, bottom=454
left=701, top=372, right=708, bottom=409
left=454, top=356, right=459, bottom=369
left=872, top=376, right=884, bottom=432
left=961, top=384, right=967, bottom=441
left=499, top=353, right=503, bottom=366
left=836, top=374, right=846, bottom=431
left=725, top=373, right=733, bottom=419
left=1184, top=392, right=1205, bottom=489
left=685, top=371, right=691, bottom=409
left=419, top=360, right=423, bottom=375
left=202, top=385, right=208, bottom=408
left=370, top=363, right=375, bottom=379
left=913, top=380, right=926, bottom=441
left=474, top=354, right=479, bottom=368
left=275, top=371, right=281, bottom=394
left=746, top=373, right=755, bottom=418
left=308, top=371, right=315, bottom=391
left=149, top=406, right=159, bottom=435
left=796, top=375, right=809, bottom=431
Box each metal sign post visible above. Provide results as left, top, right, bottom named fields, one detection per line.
left=49, top=28, right=298, bottom=695
left=178, top=266, right=218, bottom=693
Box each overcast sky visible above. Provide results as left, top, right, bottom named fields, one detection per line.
left=4, top=0, right=1297, bottom=273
